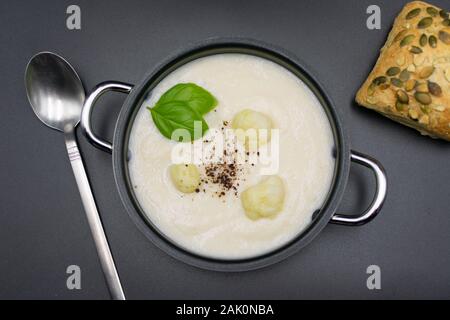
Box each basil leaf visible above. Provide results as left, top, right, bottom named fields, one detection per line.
left=157, top=83, right=218, bottom=115
left=148, top=101, right=208, bottom=142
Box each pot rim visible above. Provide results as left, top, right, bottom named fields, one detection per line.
left=111, top=37, right=351, bottom=272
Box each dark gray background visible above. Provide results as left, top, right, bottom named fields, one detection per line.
left=1, top=0, right=449, bottom=300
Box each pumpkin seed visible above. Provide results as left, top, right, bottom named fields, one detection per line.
left=367, top=96, right=378, bottom=104
left=406, top=8, right=421, bottom=19
left=399, top=69, right=410, bottom=81
left=420, top=34, right=428, bottom=46
left=427, top=7, right=438, bottom=17
left=415, top=92, right=432, bottom=105
left=418, top=66, right=435, bottom=78
left=440, top=10, right=449, bottom=19
left=396, top=90, right=409, bottom=104
left=433, top=56, right=450, bottom=64
left=396, top=54, right=407, bottom=66
left=409, top=109, right=419, bottom=120
left=413, top=54, right=426, bottom=66
left=396, top=101, right=406, bottom=111
left=444, top=68, right=450, bottom=82
left=429, top=35, right=438, bottom=47
left=410, top=46, right=423, bottom=54
left=420, top=105, right=431, bottom=114
left=419, top=115, right=430, bottom=125
left=428, top=81, right=442, bottom=96
left=443, top=19, right=450, bottom=27
left=372, top=76, right=387, bottom=85
left=433, top=105, right=445, bottom=112
left=368, top=83, right=376, bottom=96
left=386, top=67, right=401, bottom=76
left=394, top=29, right=408, bottom=42
left=391, top=78, right=403, bottom=88
left=418, top=17, right=433, bottom=29
left=400, top=34, right=415, bottom=46
left=439, top=30, right=450, bottom=44
left=415, top=82, right=429, bottom=93
left=405, top=79, right=417, bottom=91
left=407, top=64, right=416, bottom=72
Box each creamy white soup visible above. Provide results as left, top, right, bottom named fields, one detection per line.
left=128, top=53, right=335, bottom=259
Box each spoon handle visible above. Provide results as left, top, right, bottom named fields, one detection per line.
left=64, top=129, right=125, bottom=300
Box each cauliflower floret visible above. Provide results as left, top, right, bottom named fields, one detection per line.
left=241, top=176, right=285, bottom=220
left=232, top=109, right=273, bottom=150
left=170, top=164, right=200, bottom=193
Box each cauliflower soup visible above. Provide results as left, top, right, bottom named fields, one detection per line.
left=128, top=53, right=336, bottom=259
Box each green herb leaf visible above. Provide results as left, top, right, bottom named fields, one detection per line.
left=157, top=83, right=218, bottom=115
left=148, top=83, right=217, bottom=141
left=148, top=101, right=208, bottom=142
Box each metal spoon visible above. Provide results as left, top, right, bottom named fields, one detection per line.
left=25, top=52, right=125, bottom=300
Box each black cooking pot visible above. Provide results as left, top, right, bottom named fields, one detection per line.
left=81, top=38, right=387, bottom=272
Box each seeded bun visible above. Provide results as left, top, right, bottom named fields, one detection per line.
left=356, top=1, right=450, bottom=141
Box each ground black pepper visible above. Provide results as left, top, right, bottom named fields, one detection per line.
left=197, top=120, right=261, bottom=198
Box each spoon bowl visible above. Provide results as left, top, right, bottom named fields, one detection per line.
left=25, top=52, right=85, bottom=132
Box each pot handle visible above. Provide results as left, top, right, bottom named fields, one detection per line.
left=330, top=150, right=387, bottom=226
left=81, top=81, right=134, bottom=153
